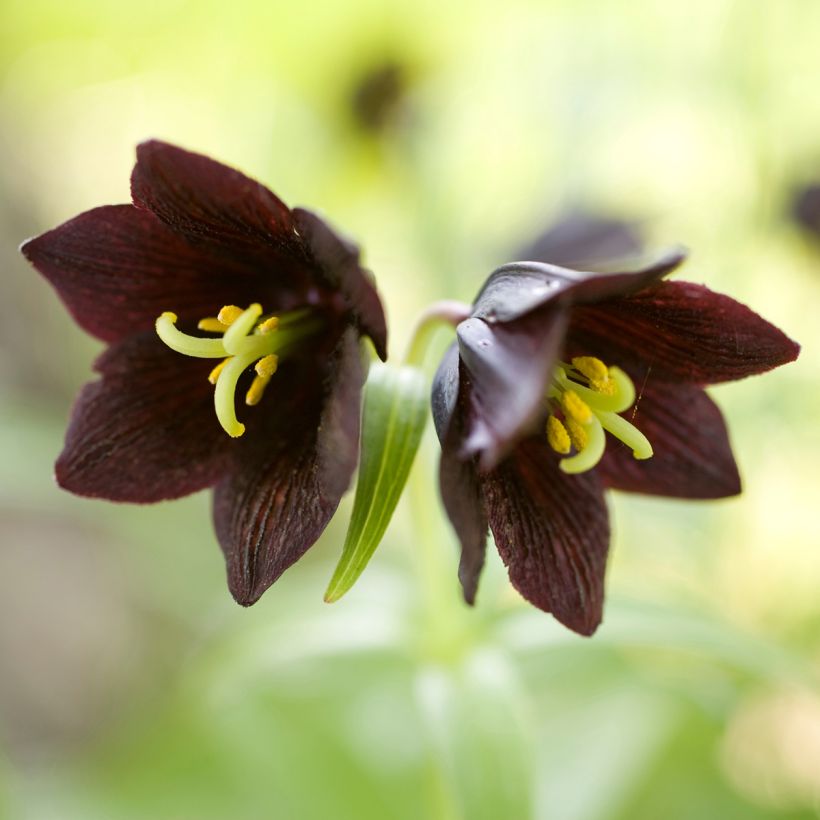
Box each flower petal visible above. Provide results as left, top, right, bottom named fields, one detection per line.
left=432, top=345, right=488, bottom=604
left=213, top=328, right=364, bottom=605
left=568, top=281, right=801, bottom=384
left=131, top=140, right=295, bottom=249
left=596, top=383, right=741, bottom=499
left=293, top=208, right=388, bottom=360
left=472, top=247, right=686, bottom=323
left=456, top=305, right=569, bottom=471
left=515, top=211, right=643, bottom=270
left=21, top=205, right=263, bottom=342
left=56, top=332, right=231, bottom=501
left=481, top=437, right=609, bottom=636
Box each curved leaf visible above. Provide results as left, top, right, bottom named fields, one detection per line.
left=324, top=363, right=428, bottom=602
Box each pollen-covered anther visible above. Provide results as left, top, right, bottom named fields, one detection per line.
left=546, top=415, right=571, bottom=455
left=208, top=358, right=230, bottom=384
left=245, top=374, right=272, bottom=406
left=565, top=417, right=589, bottom=451
left=561, top=390, right=592, bottom=424
left=572, top=356, right=615, bottom=395
left=258, top=317, right=280, bottom=334
left=255, top=354, right=279, bottom=378
left=217, top=305, right=244, bottom=326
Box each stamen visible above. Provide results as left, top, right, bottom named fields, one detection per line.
left=255, top=354, right=279, bottom=377
left=559, top=416, right=606, bottom=474
left=208, top=358, right=230, bottom=384
left=571, top=356, right=612, bottom=393
left=245, top=374, right=272, bottom=406
left=155, top=313, right=228, bottom=358
left=546, top=415, right=571, bottom=455
left=562, top=390, right=592, bottom=424
left=258, top=317, right=280, bottom=334
left=198, top=318, right=228, bottom=333
left=564, top=418, right=589, bottom=451
left=217, top=305, right=244, bottom=326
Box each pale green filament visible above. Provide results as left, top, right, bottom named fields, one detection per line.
left=214, top=351, right=259, bottom=437
left=155, top=304, right=320, bottom=438
left=155, top=313, right=228, bottom=358
left=597, top=411, right=653, bottom=460
left=223, top=303, right=263, bottom=356
left=546, top=358, right=652, bottom=473
left=559, top=415, right=606, bottom=474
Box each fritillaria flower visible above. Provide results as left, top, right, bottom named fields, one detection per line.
left=432, top=250, right=799, bottom=635
left=22, top=141, right=387, bottom=605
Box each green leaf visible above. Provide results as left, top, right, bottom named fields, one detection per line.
left=325, top=363, right=428, bottom=603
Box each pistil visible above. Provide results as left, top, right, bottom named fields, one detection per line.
left=155, top=303, right=320, bottom=438
left=545, top=356, right=652, bottom=474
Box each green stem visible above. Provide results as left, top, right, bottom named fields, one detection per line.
left=404, top=300, right=472, bottom=367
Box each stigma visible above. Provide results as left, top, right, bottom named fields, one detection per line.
left=156, top=304, right=317, bottom=438
left=545, top=356, right=652, bottom=474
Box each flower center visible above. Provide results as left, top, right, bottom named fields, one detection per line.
left=545, top=356, right=653, bottom=474
left=155, top=304, right=320, bottom=438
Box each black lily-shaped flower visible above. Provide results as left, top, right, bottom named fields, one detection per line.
left=432, top=249, right=799, bottom=635
left=21, top=141, right=387, bottom=605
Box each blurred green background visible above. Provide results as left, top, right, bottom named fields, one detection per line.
left=1, top=1, right=819, bottom=818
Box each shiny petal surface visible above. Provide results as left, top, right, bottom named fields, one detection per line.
left=131, top=140, right=296, bottom=249
left=457, top=305, right=569, bottom=470
left=213, top=329, right=364, bottom=605
left=472, top=248, right=686, bottom=323
left=56, top=332, right=231, bottom=501
left=568, top=281, right=801, bottom=384
left=21, top=205, right=262, bottom=343
left=596, top=383, right=741, bottom=499
left=481, top=437, right=609, bottom=636
left=432, top=346, right=488, bottom=604
left=293, top=208, right=388, bottom=360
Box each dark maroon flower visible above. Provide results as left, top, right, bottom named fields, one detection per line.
left=432, top=249, right=799, bottom=635
left=21, top=140, right=387, bottom=606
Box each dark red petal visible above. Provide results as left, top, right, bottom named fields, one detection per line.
left=131, top=140, right=296, bottom=249
left=568, top=281, right=800, bottom=384
left=21, top=205, right=264, bottom=343
left=432, top=346, right=488, bottom=604
left=596, top=383, right=741, bottom=499
left=515, top=211, right=643, bottom=270
left=213, top=328, right=364, bottom=605
left=56, top=332, right=231, bottom=502
left=457, top=305, right=569, bottom=471
left=293, top=208, right=388, bottom=360
left=481, top=437, right=609, bottom=636
left=472, top=247, right=686, bottom=323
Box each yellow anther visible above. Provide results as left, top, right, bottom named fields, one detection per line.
left=198, top=317, right=228, bottom=333
left=258, top=317, right=280, bottom=334
left=546, top=415, right=571, bottom=455
left=565, top=418, right=589, bottom=452
left=217, top=305, right=244, bottom=325
left=572, top=356, right=615, bottom=395
left=207, top=358, right=230, bottom=384
left=562, top=390, right=592, bottom=424
left=255, top=354, right=279, bottom=378
left=245, top=373, right=272, bottom=406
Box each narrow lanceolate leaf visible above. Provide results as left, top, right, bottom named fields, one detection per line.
left=324, top=363, right=428, bottom=602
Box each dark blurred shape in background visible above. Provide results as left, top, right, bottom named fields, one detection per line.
left=790, top=183, right=820, bottom=241
left=514, top=210, right=643, bottom=270
left=349, top=59, right=411, bottom=135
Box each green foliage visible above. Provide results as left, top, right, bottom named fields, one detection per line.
left=325, top=363, right=428, bottom=602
